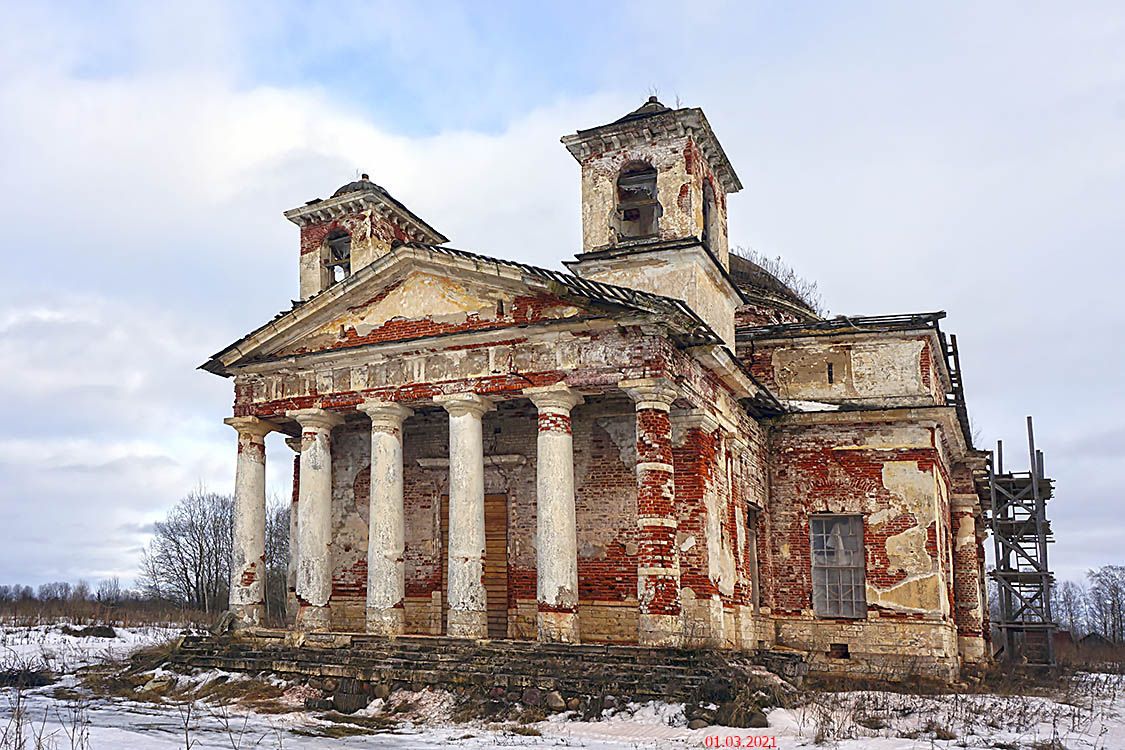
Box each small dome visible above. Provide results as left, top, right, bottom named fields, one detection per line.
left=332, top=173, right=384, bottom=198
left=614, top=95, right=673, bottom=125
left=729, top=253, right=810, bottom=309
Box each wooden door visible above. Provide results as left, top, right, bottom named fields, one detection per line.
left=440, top=494, right=509, bottom=639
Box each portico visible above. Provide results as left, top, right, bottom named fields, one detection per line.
left=223, top=362, right=770, bottom=650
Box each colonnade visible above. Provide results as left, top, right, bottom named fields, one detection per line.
left=226, top=378, right=679, bottom=644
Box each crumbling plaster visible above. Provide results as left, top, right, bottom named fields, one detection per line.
left=767, top=338, right=928, bottom=406
left=298, top=208, right=410, bottom=299
left=575, top=135, right=727, bottom=260
left=571, top=248, right=739, bottom=347
left=767, top=420, right=956, bottom=620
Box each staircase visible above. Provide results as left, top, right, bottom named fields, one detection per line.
left=168, top=631, right=805, bottom=704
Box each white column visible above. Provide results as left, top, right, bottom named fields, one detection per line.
left=224, top=416, right=276, bottom=626
left=434, top=393, right=494, bottom=639
left=526, top=384, right=584, bottom=643
left=358, top=400, right=413, bottom=636
left=287, top=408, right=343, bottom=632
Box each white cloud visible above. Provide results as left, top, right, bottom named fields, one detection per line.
left=1, top=1, right=1123, bottom=585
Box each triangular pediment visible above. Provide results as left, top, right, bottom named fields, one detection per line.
left=274, top=268, right=587, bottom=358
left=203, top=243, right=723, bottom=375
left=204, top=244, right=647, bottom=373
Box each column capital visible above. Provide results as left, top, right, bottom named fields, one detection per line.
left=669, top=408, right=720, bottom=434
left=224, top=416, right=278, bottom=438
left=358, top=400, right=413, bottom=431
left=670, top=409, right=720, bottom=447
left=287, top=408, right=344, bottom=432
left=620, top=377, right=679, bottom=412
left=951, top=494, right=981, bottom=512
left=434, top=392, right=494, bottom=419
left=525, top=384, right=584, bottom=413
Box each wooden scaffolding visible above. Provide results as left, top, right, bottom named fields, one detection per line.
left=988, top=416, right=1056, bottom=664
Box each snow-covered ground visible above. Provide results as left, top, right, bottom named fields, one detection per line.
left=0, top=622, right=184, bottom=674
left=2, top=623, right=1124, bottom=749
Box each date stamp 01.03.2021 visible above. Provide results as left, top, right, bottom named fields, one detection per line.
left=703, top=735, right=779, bottom=748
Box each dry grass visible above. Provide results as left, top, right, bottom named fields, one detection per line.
left=791, top=666, right=1124, bottom=749
left=291, top=723, right=373, bottom=738
left=507, top=724, right=542, bottom=736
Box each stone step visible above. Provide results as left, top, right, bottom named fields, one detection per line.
left=166, top=633, right=805, bottom=706
left=174, top=641, right=718, bottom=668
left=177, top=653, right=709, bottom=681
left=180, top=637, right=720, bottom=658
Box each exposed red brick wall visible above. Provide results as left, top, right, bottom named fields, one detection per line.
left=327, top=426, right=371, bottom=628
left=674, top=426, right=719, bottom=600
left=574, top=403, right=640, bottom=610
left=538, top=412, right=571, bottom=434
left=767, top=421, right=951, bottom=621
left=736, top=341, right=781, bottom=392
left=635, top=407, right=680, bottom=617
left=298, top=213, right=409, bottom=257
left=951, top=505, right=984, bottom=638
left=290, top=454, right=300, bottom=506
left=282, top=291, right=589, bottom=356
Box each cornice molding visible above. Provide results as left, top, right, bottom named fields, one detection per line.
left=562, top=108, right=742, bottom=193
left=283, top=191, right=447, bottom=244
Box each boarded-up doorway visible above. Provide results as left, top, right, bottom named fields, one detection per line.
left=441, top=494, right=509, bottom=639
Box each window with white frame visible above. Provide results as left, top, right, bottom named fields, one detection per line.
left=811, top=514, right=866, bottom=618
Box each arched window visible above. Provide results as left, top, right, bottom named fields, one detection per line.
left=324, top=231, right=351, bottom=284
left=615, top=163, right=661, bottom=239
left=702, top=179, right=715, bottom=249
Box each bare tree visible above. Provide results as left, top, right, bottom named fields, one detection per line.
left=95, top=577, right=122, bottom=606
left=263, top=500, right=290, bottom=623
left=1054, top=579, right=1088, bottom=637
left=70, top=580, right=90, bottom=603
left=38, top=581, right=72, bottom=601
left=1086, top=565, right=1125, bottom=643
left=138, top=488, right=291, bottom=621
left=139, top=489, right=234, bottom=613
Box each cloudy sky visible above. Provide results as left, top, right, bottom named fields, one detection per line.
left=0, top=1, right=1121, bottom=587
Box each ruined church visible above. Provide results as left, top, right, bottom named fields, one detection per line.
left=203, top=97, right=991, bottom=681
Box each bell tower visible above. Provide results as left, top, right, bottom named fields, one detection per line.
left=284, top=175, right=448, bottom=300
left=561, top=97, right=744, bottom=346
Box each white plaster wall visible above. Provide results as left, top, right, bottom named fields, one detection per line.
left=770, top=338, right=930, bottom=406
left=574, top=248, right=738, bottom=346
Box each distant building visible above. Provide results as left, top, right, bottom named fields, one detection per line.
left=203, top=97, right=991, bottom=681
left=1078, top=632, right=1114, bottom=651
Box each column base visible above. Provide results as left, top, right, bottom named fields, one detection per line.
left=681, top=592, right=725, bottom=648
left=447, top=609, right=488, bottom=639
left=639, top=613, right=683, bottom=647
left=366, top=606, right=405, bottom=636
left=958, top=634, right=988, bottom=663
left=537, top=609, right=580, bottom=643
left=229, top=603, right=265, bottom=628
left=295, top=604, right=331, bottom=632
